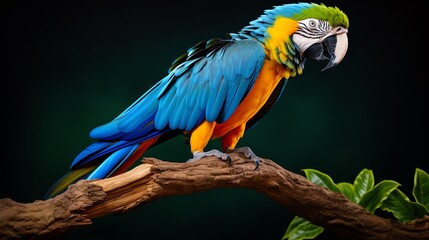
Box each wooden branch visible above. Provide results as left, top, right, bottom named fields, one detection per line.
left=0, top=154, right=428, bottom=240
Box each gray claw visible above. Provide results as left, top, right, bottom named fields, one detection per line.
left=226, top=155, right=232, bottom=166
left=254, top=159, right=260, bottom=170
left=229, top=147, right=260, bottom=170
left=188, top=150, right=231, bottom=165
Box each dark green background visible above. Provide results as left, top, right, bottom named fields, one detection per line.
left=1, top=1, right=426, bottom=239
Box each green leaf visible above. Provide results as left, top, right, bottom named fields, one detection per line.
left=337, top=182, right=355, bottom=203
left=353, top=169, right=374, bottom=203
left=381, top=189, right=429, bottom=222
left=282, top=216, right=324, bottom=240
left=359, top=180, right=401, bottom=213
left=413, top=168, right=429, bottom=209
left=303, top=169, right=341, bottom=193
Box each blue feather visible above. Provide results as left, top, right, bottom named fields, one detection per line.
left=71, top=142, right=111, bottom=169
left=223, top=58, right=236, bottom=80
left=186, top=83, right=198, bottom=108
left=205, top=85, right=218, bottom=122
left=121, top=116, right=156, bottom=140
left=213, top=78, right=229, bottom=120
left=197, top=83, right=209, bottom=110
left=119, top=100, right=158, bottom=133
left=192, top=59, right=207, bottom=75
left=155, top=88, right=176, bottom=129
left=107, top=144, right=139, bottom=177
left=219, top=77, right=249, bottom=122
left=174, top=59, right=198, bottom=77
left=186, top=106, right=203, bottom=131
left=156, top=75, right=175, bottom=99
left=90, top=127, right=126, bottom=141
left=169, top=96, right=186, bottom=129
left=176, top=72, right=191, bottom=98
left=87, top=129, right=168, bottom=164
left=87, top=145, right=136, bottom=180
left=272, top=3, right=311, bottom=17
left=179, top=104, right=193, bottom=129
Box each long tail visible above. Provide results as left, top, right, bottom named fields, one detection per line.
left=44, top=165, right=97, bottom=198
left=44, top=136, right=160, bottom=198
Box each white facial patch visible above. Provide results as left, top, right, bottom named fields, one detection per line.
left=292, top=34, right=320, bottom=53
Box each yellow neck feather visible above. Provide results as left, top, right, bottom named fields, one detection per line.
left=265, top=17, right=299, bottom=63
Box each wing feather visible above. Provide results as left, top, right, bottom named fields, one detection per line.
left=157, top=39, right=265, bottom=131
left=74, top=39, right=265, bottom=169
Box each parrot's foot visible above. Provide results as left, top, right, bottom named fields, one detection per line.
left=187, top=149, right=232, bottom=166
left=225, top=147, right=260, bottom=170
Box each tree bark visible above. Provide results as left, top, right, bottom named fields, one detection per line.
left=0, top=154, right=428, bottom=240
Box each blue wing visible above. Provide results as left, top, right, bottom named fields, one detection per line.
left=154, top=39, right=266, bottom=130
left=71, top=38, right=265, bottom=179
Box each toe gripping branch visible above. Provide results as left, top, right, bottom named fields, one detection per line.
left=225, top=147, right=260, bottom=170
left=189, top=147, right=260, bottom=170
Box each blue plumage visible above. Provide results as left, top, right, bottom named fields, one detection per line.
left=71, top=142, right=111, bottom=168
left=70, top=39, right=265, bottom=179
left=272, top=3, right=311, bottom=17
left=87, top=144, right=138, bottom=179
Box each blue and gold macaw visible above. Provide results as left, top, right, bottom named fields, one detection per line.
left=47, top=3, right=349, bottom=197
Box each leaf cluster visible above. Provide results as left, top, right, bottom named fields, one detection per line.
left=282, top=168, right=429, bottom=240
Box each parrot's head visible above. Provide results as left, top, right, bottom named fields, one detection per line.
left=289, top=3, right=349, bottom=71
left=232, top=3, right=349, bottom=75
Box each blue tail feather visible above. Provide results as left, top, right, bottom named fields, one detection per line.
left=87, top=144, right=137, bottom=180
left=71, top=142, right=111, bottom=169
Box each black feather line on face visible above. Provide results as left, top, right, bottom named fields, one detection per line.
left=297, top=20, right=330, bottom=39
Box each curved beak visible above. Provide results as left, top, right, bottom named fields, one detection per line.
left=321, top=30, right=348, bottom=71
left=303, top=27, right=349, bottom=71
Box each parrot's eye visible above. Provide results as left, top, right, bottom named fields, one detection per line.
left=309, top=20, right=317, bottom=28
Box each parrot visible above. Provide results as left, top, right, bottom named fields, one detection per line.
left=46, top=2, right=349, bottom=197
